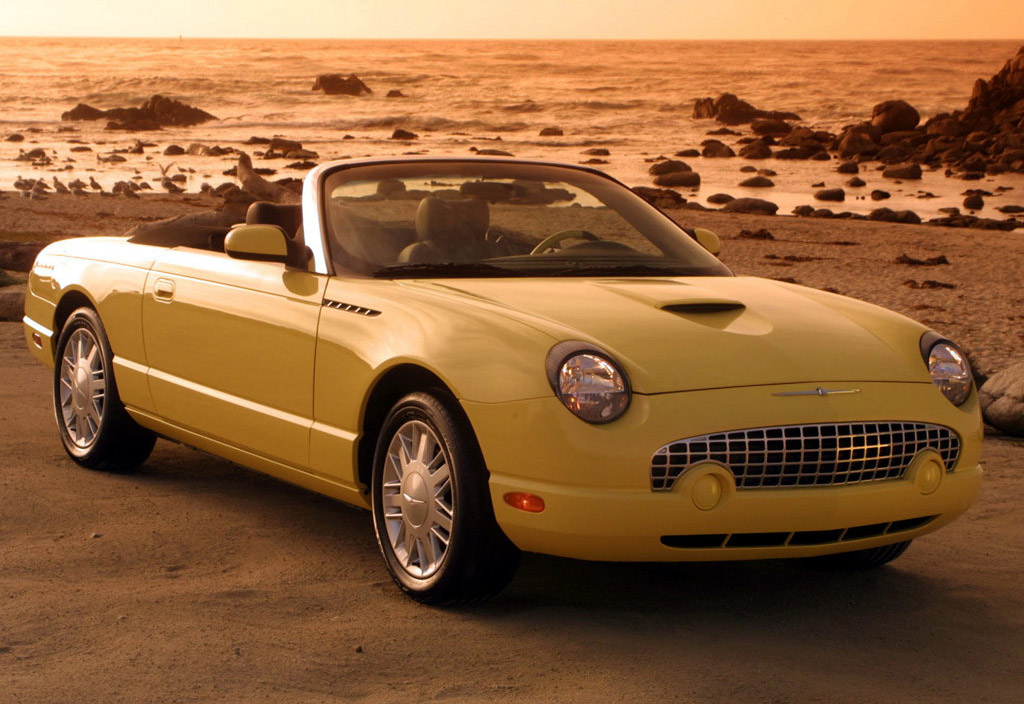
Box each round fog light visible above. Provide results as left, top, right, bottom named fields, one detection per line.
left=692, top=475, right=724, bottom=511
left=915, top=460, right=944, bottom=495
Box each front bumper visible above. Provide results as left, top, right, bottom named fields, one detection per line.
left=464, top=381, right=983, bottom=562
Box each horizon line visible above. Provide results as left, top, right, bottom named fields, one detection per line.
left=1, top=34, right=1022, bottom=42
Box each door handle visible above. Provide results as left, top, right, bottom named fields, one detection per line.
left=154, top=278, right=175, bottom=302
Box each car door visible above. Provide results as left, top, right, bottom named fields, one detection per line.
left=141, top=248, right=326, bottom=469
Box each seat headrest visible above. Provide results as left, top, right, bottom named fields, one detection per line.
left=415, top=197, right=489, bottom=245
left=246, top=201, right=303, bottom=239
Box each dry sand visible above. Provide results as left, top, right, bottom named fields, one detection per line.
left=1, top=195, right=1023, bottom=702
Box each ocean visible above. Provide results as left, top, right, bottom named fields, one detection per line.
left=1, top=37, right=1022, bottom=220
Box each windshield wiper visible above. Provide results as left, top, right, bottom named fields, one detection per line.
left=373, top=262, right=522, bottom=279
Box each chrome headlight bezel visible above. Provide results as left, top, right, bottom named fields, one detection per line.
left=545, top=341, right=632, bottom=424
left=919, top=332, right=973, bottom=407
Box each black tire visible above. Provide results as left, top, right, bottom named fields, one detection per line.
left=800, top=540, right=912, bottom=570
left=371, top=391, right=519, bottom=605
left=53, top=307, right=156, bottom=472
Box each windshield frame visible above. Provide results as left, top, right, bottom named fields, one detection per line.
left=317, top=157, right=733, bottom=279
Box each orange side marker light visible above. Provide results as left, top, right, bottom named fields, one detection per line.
left=503, top=492, right=545, bottom=513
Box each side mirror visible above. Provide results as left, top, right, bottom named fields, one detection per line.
left=692, top=227, right=721, bottom=256
left=225, top=224, right=288, bottom=263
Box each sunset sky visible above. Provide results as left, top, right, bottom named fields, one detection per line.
left=2, top=0, right=1022, bottom=39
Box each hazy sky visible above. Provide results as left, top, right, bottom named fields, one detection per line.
left=2, top=0, right=1022, bottom=39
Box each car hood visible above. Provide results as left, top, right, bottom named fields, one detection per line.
left=404, top=276, right=932, bottom=394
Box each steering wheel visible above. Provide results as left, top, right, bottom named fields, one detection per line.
left=530, top=229, right=600, bottom=255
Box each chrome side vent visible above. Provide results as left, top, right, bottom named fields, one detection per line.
left=323, top=299, right=381, bottom=317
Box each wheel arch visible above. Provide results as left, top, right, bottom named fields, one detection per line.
left=52, top=289, right=97, bottom=351
left=357, top=363, right=476, bottom=493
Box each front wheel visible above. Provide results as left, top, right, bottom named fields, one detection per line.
left=54, top=307, right=156, bottom=472
left=371, top=392, right=519, bottom=605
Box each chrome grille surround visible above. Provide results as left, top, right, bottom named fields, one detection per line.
left=651, top=421, right=960, bottom=491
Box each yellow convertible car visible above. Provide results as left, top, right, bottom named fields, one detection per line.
left=23, top=157, right=982, bottom=604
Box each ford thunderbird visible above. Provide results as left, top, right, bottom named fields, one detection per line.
left=23, top=156, right=982, bottom=604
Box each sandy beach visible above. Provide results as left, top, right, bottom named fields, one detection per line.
left=1, top=313, right=1023, bottom=702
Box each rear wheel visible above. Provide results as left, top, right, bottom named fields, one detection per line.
left=54, top=307, right=156, bottom=472
left=801, top=540, right=912, bottom=570
left=371, top=392, right=519, bottom=605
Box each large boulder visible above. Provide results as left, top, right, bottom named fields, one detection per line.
left=0, top=242, right=45, bottom=272
left=871, top=100, right=921, bottom=133
left=720, top=197, right=778, bottom=215
left=63, top=94, right=217, bottom=128
left=653, top=171, right=701, bottom=188
left=692, top=93, right=800, bottom=125
left=739, top=139, right=772, bottom=159
left=882, top=163, right=923, bottom=179
left=61, top=103, right=108, bottom=121
left=980, top=362, right=1024, bottom=436
left=313, top=73, right=372, bottom=96
left=701, top=140, right=735, bottom=158
left=837, top=125, right=879, bottom=158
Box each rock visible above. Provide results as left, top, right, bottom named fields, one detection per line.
left=674, top=149, right=700, bottom=157
left=106, top=119, right=161, bottom=132
left=476, top=148, right=513, bottom=156
left=244, top=136, right=272, bottom=145
left=5, top=133, right=25, bottom=142
left=792, top=205, right=815, bottom=216
left=632, top=186, right=686, bottom=209
left=720, top=197, right=778, bottom=215
left=997, top=204, right=1024, bottom=213
left=104, top=94, right=217, bottom=128
left=653, top=171, right=701, bottom=188
left=385, top=89, right=406, bottom=98
left=815, top=188, right=846, bottom=202
left=0, top=284, right=27, bottom=322
left=736, top=228, right=775, bottom=239
left=706, top=193, right=734, bottom=204
left=868, top=208, right=921, bottom=224
left=648, top=160, right=691, bottom=176
left=871, top=189, right=891, bottom=200
left=284, top=148, right=319, bottom=160
left=837, top=126, right=879, bottom=159
left=701, top=140, right=735, bottom=158
left=0, top=242, right=45, bottom=271
left=773, top=146, right=817, bottom=160
left=539, top=126, right=563, bottom=136
left=837, top=162, right=859, bottom=174
left=312, top=73, right=372, bottom=96
left=882, top=163, right=923, bottom=179
left=739, top=139, right=772, bottom=159
left=269, top=137, right=303, bottom=153
left=706, top=127, right=741, bottom=136
left=739, top=176, right=774, bottom=188
left=871, top=100, right=921, bottom=133
left=739, top=165, right=757, bottom=172
left=751, top=119, right=792, bottom=136
left=583, top=148, right=610, bottom=156
left=963, top=193, right=985, bottom=209
left=895, top=253, right=949, bottom=266
left=846, top=177, right=866, bottom=187
left=61, top=103, right=108, bottom=121
left=692, top=93, right=800, bottom=125
left=390, top=129, right=418, bottom=140
left=979, top=363, right=1024, bottom=436
left=163, top=144, right=185, bottom=156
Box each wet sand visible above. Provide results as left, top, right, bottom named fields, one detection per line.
left=1, top=322, right=1022, bottom=703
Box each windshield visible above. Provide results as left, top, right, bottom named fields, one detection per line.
left=321, top=161, right=732, bottom=278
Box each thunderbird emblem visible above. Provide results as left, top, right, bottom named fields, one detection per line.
left=773, top=386, right=861, bottom=397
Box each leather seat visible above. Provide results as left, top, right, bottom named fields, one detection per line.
left=398, top=197, right=490, bottom=264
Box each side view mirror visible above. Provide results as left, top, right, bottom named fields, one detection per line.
left=692, top=227, right=721, bottom=256
left=225, top=224, right=289, bottom=263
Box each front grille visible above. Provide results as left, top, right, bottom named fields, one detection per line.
left=651, top=421, right=960, bottom=491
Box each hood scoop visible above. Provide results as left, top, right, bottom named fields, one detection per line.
left=661, top=299, right=746, bottom=315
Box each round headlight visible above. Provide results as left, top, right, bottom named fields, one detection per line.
left=927, top=341, right=972, bottom=406
left=555, top=352, right=631, bottom=423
